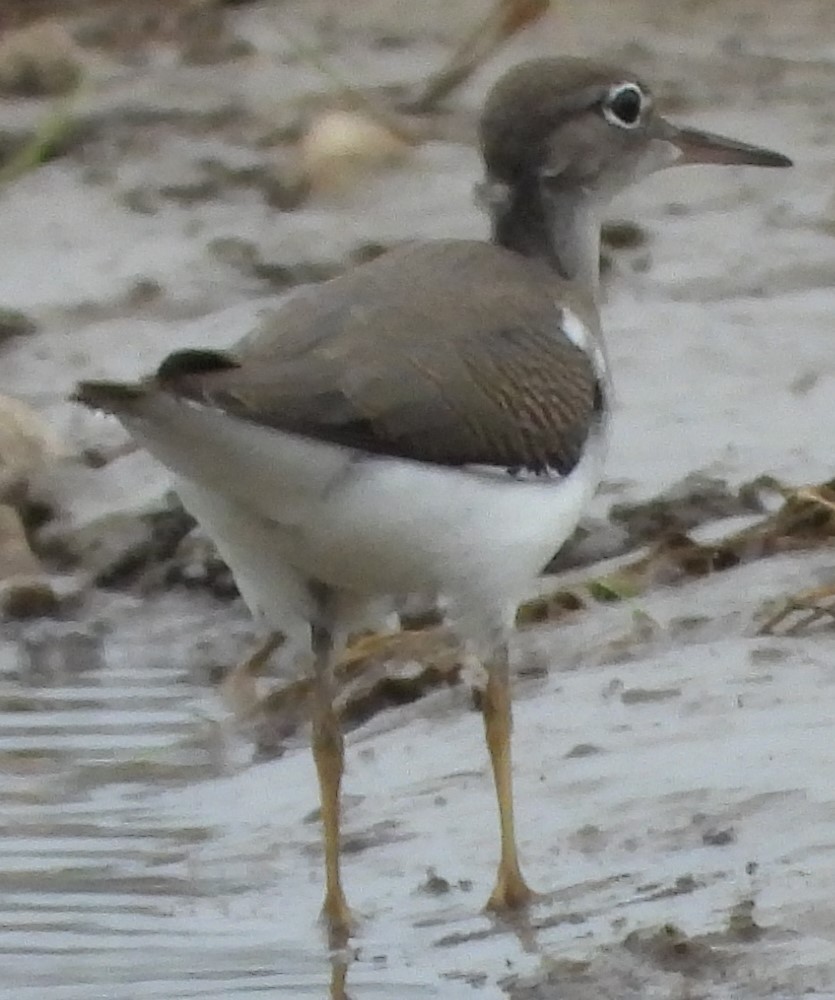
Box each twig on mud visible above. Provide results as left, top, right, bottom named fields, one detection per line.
left=758, top=584, right=835, bottom=635
left=404, top=0, right=551, bottom=114
left=278, top=0, right=550, bottom=148
left=527, top=476, right=835, bottom=625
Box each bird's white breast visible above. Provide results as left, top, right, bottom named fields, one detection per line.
left=124, top=392, right=605, bottom=639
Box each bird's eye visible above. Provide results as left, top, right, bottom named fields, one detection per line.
left=602, top=83, right=645, bottom=129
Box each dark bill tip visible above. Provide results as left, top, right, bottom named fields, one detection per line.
left=668, top=123, right=793, bottom=169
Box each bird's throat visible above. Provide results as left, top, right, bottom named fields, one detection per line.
left=491, top=180, right=601, bottom=303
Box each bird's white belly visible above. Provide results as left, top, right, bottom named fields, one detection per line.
left=125, top=397, right=605, bottom=629
left=313, top=445, right=601, bottom=597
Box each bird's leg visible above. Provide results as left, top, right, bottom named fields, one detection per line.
left=310, top=611, right=354, bottom=947
left=481, top=639, right=534, bottom=912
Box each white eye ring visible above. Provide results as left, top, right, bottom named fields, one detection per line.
left=602, top=82, right=645, bottom=130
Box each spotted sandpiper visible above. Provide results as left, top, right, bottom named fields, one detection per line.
left=74, top=57, right=790, bottom=943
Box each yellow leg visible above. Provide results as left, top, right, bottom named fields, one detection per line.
left=311, top=622, right=354, bottom=947
left=481, top=646, right=535, bottom=911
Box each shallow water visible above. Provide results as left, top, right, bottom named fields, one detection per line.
left=0, top=590, right=476, bottom=999
left=0, top=596, right=316, bottom=1000
left=4, top=562, right=835, bottom=1000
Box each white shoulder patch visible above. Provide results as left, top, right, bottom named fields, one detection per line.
left=561, top=305, right=610, bottom=387
left=561, top=306, right=590, bottom=351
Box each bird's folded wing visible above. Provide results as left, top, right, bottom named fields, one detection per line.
left=81, top=241, right=604, bottom=478
left=165, top=335, right=599, bottom=480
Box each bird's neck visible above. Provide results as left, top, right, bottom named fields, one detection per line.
left=490, top=178, right=601, bottom=303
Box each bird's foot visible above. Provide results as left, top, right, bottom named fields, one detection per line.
left=759, top=583, right=835, bottom=635
left=484, top=863, right=537, bottom=913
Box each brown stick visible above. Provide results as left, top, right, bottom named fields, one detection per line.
left=405, top=0, right=551, bottom=114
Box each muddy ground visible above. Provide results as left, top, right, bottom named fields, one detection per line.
left=0, top=1, right=834, bottom=998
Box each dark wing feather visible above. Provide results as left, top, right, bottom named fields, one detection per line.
left=156, top=240, right=603, bottom=476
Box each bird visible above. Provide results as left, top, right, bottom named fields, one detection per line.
left=73, top=56, right=791, bottom=944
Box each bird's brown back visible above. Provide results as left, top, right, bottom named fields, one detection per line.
left=148, top=240, right=604, bottom=477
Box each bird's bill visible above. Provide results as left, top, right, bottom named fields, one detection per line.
left=663, top=121, right=793, bottom=168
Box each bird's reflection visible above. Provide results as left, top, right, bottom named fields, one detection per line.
left=330, top=950, right=350, bottom=1000
left=322, top=904, right=545, bottom=999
